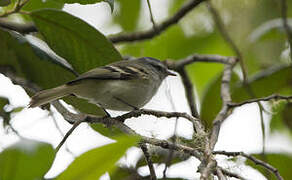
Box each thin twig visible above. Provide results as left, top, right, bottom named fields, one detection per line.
left=214, top=151, right=284, bottom=180
left=49, top=110, right=75, bottom=157
left=166, top=54, right=234, bottom=70
left=177, top=68, right=199, bottom=118
left=146, top=0, right=157, bottom=31
left=140, top=143, right=157, bottom=180
left=228, top=94, right=292, bottom=108
left=109, top=0, right=205, bottom=43
left=55, top=118, right=86, bottom=153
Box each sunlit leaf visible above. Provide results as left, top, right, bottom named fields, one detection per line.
left=0, top=139, right=55, bottom=180
left=31, top=9, right=122, bottom=74
left=57, top=135, right=139, bottom=180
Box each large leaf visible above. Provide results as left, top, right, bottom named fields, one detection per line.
left=57, top=135, right=139, bottom=180
left=31, top=9, right=122, bottom=74
left=247, top=153, right=292, bottom=180
left=0, top=139, right=55, bottom=180
left=0, top=29, right=104, bottom=115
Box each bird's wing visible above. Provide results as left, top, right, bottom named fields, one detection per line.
left=66, top=65, right=139, bottom=85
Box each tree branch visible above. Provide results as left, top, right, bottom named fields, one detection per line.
left=199, top=58, right=237, bottom=180
left=166, top=54, right=235, bottom=70
left=140, top=143, right=157, bottom=180
left=176, top=68, right=199, bottom=118
left=214, top=151, right=284, bottom=180
left=109, top=0, right=205, bottom=43
left=228, top=94, right=292, bottom=108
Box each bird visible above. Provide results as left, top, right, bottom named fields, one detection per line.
left=29, top=57, right=176, bottom=112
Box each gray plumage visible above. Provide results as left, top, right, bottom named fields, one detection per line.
left=29, top=57, right=175, bottom=111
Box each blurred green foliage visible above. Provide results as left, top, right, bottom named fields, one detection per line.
left=0, top=139, right=55, bottom=180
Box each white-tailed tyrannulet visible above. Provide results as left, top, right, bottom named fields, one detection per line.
left=29, top=57, right=176, bottom=111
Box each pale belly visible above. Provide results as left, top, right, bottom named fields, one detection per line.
left=71, top=79, right=159, bottom=111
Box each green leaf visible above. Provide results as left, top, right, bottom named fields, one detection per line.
left=0, top=29, right=104, bottom=116
left=0, top=0, right=10, bottom=7
left=57, top=135, right=139, bottom=180
left=0, top=139, right=55, bottom=180
left=114, top=0, right=141, bottom=31
left=22, top=0, right=64, bottom=11
left=11, top=107, right=24, bottom=113
left=247, top=153, right=292, bottom=180
left=31, top=9, right=122, bottom=74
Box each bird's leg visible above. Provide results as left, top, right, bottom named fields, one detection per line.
left=114, top=96, right=139, bottom=110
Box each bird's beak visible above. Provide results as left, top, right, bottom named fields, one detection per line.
left=167, top=70, right=176, bottom=76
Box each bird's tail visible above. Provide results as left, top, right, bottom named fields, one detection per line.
left=29, top=85, right=70, bottom=108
